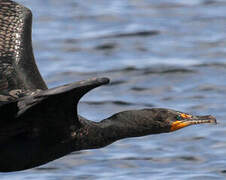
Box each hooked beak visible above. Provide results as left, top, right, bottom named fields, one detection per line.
left=170, top=114, right=217, bottom=132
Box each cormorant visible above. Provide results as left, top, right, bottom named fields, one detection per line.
left=0, top=0, right=216, bottom=172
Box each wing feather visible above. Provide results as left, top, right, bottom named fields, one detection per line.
left=0, top=0, right=47, bottom=101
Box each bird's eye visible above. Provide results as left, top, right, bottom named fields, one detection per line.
left=176, top=115, right=182, bottom=120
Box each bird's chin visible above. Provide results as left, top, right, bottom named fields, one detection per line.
left=170, top=115, right=217, bottom=132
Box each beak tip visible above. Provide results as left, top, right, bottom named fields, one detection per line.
left=208, top=115, right=217, bottom=124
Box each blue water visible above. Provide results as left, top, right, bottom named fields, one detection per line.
left=2, top=0, right=226, bottom=179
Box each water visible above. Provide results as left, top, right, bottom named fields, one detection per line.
left=2, top=0, right=226, bottom=179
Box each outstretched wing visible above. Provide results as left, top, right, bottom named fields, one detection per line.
left=0, top=78, right=109, bottom=143
left=0, top=0, right=47, bottom=102
left=18, top=77, right=110, bottom=119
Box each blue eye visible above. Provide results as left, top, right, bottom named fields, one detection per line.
left=176, top=115, right=182, bottom=120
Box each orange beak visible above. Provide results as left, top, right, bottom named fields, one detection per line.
left=170, top=114, right=217, bottom=132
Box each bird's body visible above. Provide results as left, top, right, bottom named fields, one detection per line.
left=0, top=0, right=216, bottom=172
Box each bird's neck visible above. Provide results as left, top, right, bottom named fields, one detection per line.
left=72, top=111, right=169, bottom=151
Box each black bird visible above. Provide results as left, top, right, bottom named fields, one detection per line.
left=0, top=0, right=216, bottom=172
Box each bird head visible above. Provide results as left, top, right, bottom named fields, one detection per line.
left=149, top=108, right=217, bottom=133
